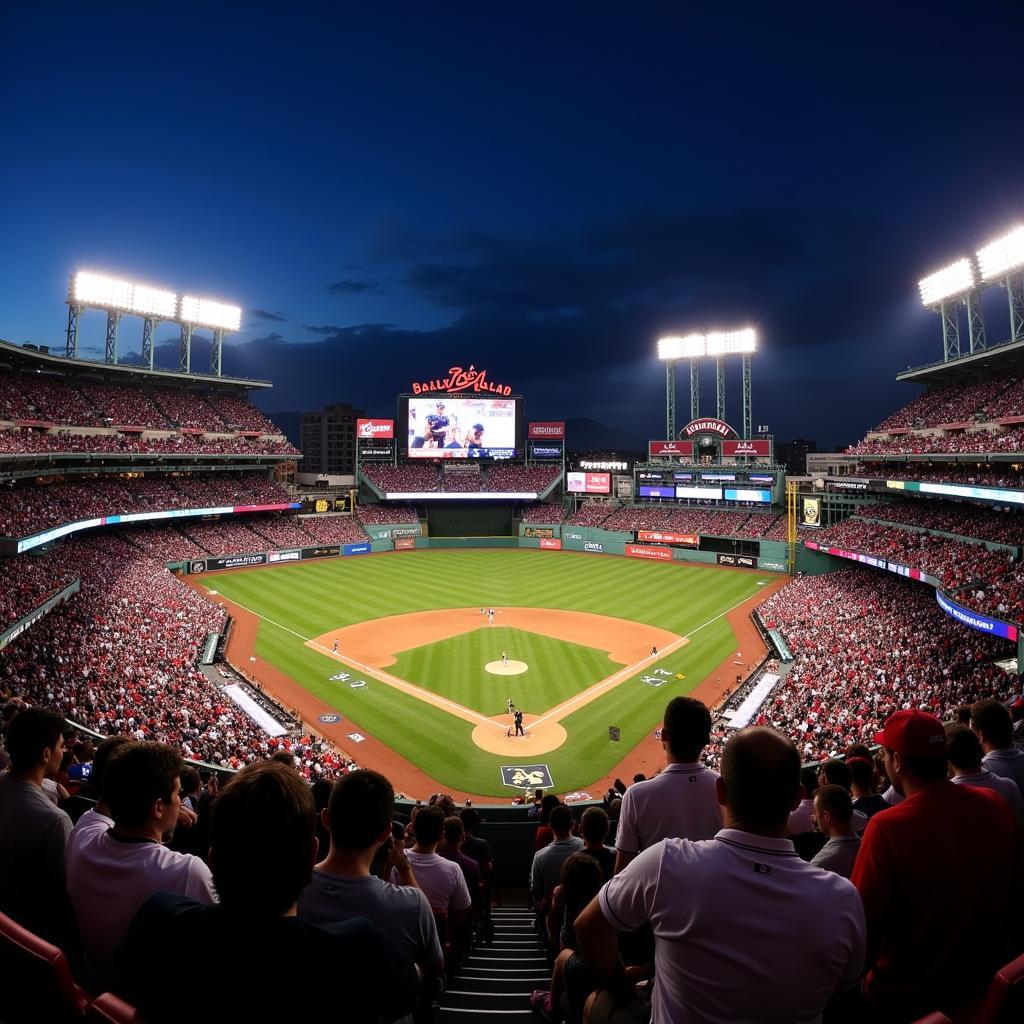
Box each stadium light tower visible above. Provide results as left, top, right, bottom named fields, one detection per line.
left=918, top=258, right=983, bottom=361
left=179, top=296, right=243, bottom=375
left=656, top=327, right=757, bottom=439
left=977, top=225, right=1024, bottom=344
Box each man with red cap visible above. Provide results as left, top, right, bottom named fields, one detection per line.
left=852, top=709, right=1020, bottom=1021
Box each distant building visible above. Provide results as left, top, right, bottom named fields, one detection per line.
left=776, top=438, right=818, bottom=476
left=300, top=402, right=365, bottom=475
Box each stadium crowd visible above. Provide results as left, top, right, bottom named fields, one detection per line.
left=847, top=425, right=1024, bottom=457
left=853, top=499, right=1024, bottom=546
left=0, top=427, right=299, bottom=458
left=852, top=462, right=1024, bottom=490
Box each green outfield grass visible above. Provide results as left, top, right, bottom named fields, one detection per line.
left=390, top=626, right=616, bottom=716
left=200, top=549, right=767, bottom=797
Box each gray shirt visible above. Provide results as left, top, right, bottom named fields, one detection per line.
left=298, top=868, right=443, bottom=969
left=0, top=775, right=73, bottom=944
left=530, top=836, right=583, bottom=899
left=810, top=835, right=861, bottom=879
left=982, top=748, right=1024, bottom=794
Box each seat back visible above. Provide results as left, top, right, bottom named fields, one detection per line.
left=86, top=992, right=144, bottom=1024
left=0, top=911, right=88, bottom=1023
left=974, top=952, right=1024, bottom=1024
left=910, top=1014, right=952, bottom=1024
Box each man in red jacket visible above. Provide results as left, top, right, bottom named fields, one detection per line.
left=852, top=709, right=1021, bottom=1021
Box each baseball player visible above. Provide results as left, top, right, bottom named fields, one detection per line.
left=514, top=708, right=525, bottom=736
left=651, top=645, right=657, bottom=657
left=501, top=650, right=508, bottom=668
left=332, top=639, right=339, bottom=654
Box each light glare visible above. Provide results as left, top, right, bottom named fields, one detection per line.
left=705, top=327, right=757, bottom=355
left=73, top=271, right=134, bottom=310
left=918, top=258, right=975, bottom=306
left=658, top=334, right=705, bottom=360
left=131, top=284, right=177, bottom=319
left=180, top=295, right=242, bottom=331
left=977, top=226, right=1024, bottom=281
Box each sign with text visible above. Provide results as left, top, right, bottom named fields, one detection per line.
left=625, top=543, right=673, bottom=561
left=411, top=364, right=513, bottom=396
left=648, top=440, right=694, bottom=458
left=637, top=530, right=698, bottom=546
left=682, top=417, right=735, bottom=438
left=394, top=536, right=416, bottom=550
left=528, top=421, right=565, bottom=439
left=722, top=439, right=771, bottom=457
left=717, top=554, right=758, bottom=569
left=356, top=418, right=394, bottom=439
left=567, top=472, right=610, bottom=494
left=540, top=537, right=562, bottom=550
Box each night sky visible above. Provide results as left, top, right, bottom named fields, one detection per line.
left=3, top=2, right=1024, bottom=450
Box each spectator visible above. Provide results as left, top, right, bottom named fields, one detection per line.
left=847, top=757, right=889, bottom=820
left=66, top=741, right=217, bottom=990
left=580, top=806, right=616, bottom=880
left=439, top=815, right=482, bottom=896
left=460, top=806, right=494, bottom=878
left=852, top=710, right=1019, bottom=1020
left=392, top=805, right=472, bottom=922
left=298, top=770, right=444, bottom=982
left=947, top=726, right=1024, bottom=825
left=63, top=734, right=130, bottom=824
left=615, top=697, right=721, bottom=873
left=0, top=706, right=74, bottom=946
left=118, top=761, right=418, bottom=1024
left=576, top=727, right=865, bottom=1024
left=530, top=804, right=583, bottom=909
left=809, top=784, right=860, bottom=878
left=786, top=766, right=819, bottom=834
left=972, top=698, right=1024, bottom=791
left=534, top=793, right=562, bottom=849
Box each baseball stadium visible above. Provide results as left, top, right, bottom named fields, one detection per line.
left=3, top=240, right=1024, bottom=1021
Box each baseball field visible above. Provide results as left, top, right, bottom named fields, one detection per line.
left=195, top=548, right=775, bottom=798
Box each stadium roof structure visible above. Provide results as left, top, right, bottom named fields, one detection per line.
left=0, top=337, right=271, bottom=390
left=896, top=335, right=1024, bottom=387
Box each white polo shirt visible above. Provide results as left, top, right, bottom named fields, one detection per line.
left=615, top=763, right=722, bottom=854
left=66, top=826, right=217, bottom=990
left=391, top=851, right=471, bottom=914
left=952, top=769, right=1024, bottom=825
left=599, top=829, right=865, bottom=1024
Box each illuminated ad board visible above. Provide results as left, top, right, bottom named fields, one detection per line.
left=722, top=439, right=771, bottom=457
left=356, top=418, right=394, bottom=439
left=637, top=530, right=698, bottom=546
left=648, top=440, right=694, bottom=458
left=528, top=422, right=565, bottom=439
left=567, top=472, right=611, bottom=494
left=406, top=396, right=517, bottom=459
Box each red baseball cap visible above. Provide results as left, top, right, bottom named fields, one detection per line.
left=873, top=709, right=947, bottom=758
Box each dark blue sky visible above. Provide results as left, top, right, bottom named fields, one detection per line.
left=3, top=2, right=1024, bottom=449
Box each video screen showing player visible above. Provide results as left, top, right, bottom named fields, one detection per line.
left=407, top=397, right=516, bottom=458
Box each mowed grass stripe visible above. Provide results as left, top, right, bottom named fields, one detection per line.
left=204, top=550, right=767, bottom=795
left=391, top=627, right=615, bottom=716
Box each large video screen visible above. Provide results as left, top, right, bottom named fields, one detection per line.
left=405, top=397, right=518, bottom=459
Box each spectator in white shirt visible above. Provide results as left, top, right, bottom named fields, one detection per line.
left=810, top=785, right=861, bottom=878
left=576, top=727, right=866, bottom=1024
left=972, top=699, right=1024, bottom=792
left=615, top=697, right=722, bottom=873
left=530, top=804, right=584, bottom=907
left=391, top=805, right=471, bottom=924
left=948, top=725, right=1024, bottom=825
left=66, top=741, right=217, bottom=991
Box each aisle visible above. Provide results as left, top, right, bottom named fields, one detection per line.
left=434, top=905, right=550, bottom=1020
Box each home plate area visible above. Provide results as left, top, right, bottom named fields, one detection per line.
left=485, top=660, right=528, bottom=675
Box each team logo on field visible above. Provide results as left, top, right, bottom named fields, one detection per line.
left=500, top=764, right=553, bottom=789
left=318, top=714, right=341, bottom=724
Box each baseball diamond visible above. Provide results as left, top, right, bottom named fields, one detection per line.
left=193, top=548, right=779, bottom=798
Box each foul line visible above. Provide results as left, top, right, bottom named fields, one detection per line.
left=530, top=590, right=762, bottom=728
left=218, top=596, right=507, bottom=732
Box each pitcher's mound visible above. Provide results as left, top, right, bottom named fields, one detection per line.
left=472, top=716, right=567, bottom=755
left=485, top=660, right=528, bottom=675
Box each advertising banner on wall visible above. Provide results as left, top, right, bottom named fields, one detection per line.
left=528, top=421, right=565, bottom=439
left=717, top=554, right=758, bottom=568
left=722, top=439, right=771, bottom=457
left=935, top=590, right=1018, bottom=641
left=356, top=418, right=395, bottom=439
left=530, top=444, right=563, bottom=459
left=801, top=497, right=821, bottom=527
left=648, top=440, right=694, bottom=458
left=394, top=537, right=416, bottom=550
left=301, top=545, right=341, bottom=559
left=637, top=530, right=698, bottom=546
left=540, top=537, right=562, bottom=550
left=342, top=542, right=371, bottom=556
left=523, top=526, right=555, bottom=538
left=638, top=485, right=676, bottom=499
left=625, top=543, right=672, bottom=561
left=567, top=472, right=611, bottom=494
left=268, top=549, right=301, bottom=563
left=190, top=553, right=267, bottom=573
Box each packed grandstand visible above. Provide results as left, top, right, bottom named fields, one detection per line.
left=3, top=319, right=1024, bottom=1023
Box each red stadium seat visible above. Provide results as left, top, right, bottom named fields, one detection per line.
left=0, top=910, right=90, bottom=1023
left=972, top=952, right=1024, bottom=1024
left=911, top=1014, right=952, bottom=1024
left=86, top=993, right=145, bottom=1024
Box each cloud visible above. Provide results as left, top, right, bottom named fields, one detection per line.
left=327, top=279, right=385, bottom=295
left=304, top=322, right=396, bottom=336
left=249, top=308, right=287, bottom=322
